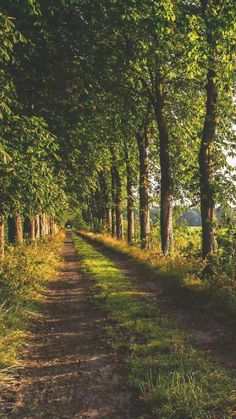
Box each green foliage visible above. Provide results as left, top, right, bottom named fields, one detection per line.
left=1, top=116, right=67, bottom=217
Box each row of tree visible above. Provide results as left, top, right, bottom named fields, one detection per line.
left=0, top=0, right=235, bottom=259
left=0, top=3, right=66, bottom=256
left=0, top=213, right=59, bottom=254
left=67, top=0, right=235, bottom=257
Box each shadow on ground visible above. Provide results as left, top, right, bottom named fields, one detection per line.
left=7, top=233, right=139, bottom=419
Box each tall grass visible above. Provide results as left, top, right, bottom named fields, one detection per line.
left=0, top=233, right=63, bottom=375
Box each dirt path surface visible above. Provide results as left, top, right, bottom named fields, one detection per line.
left=6, top=232, right=137, bottom=419
left=81, top=234, right=236, bottom=373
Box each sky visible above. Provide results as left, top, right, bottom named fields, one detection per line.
left=228, top=157, right=236, bottom=168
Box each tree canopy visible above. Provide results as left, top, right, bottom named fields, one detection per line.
left=0, top=0, right=235, bottom=259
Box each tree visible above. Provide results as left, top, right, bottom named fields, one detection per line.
left=198, top=0, right=235, bottom=257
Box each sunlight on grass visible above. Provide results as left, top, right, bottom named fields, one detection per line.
left=0, top=233, right=64, bottom=378
left=79, top=230, right=236, bottom=321
left=74, top=232, right=236, bottom=418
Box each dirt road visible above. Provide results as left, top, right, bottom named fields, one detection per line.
left=3, top=231, right=235, bottom=418
left=8, top=233, right=137, bottom=418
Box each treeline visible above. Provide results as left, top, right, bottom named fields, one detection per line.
left=0, top=1, right=235, bottom=261
left=0, top=3, right=67, bottom=255
left=68, top=0, right=235, bottom=259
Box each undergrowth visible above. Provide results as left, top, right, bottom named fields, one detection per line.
left=79, top=231, right=236, bottom=322
left=73, top=232, right=236, bottom=418
left=0, top=233, right=63, bottom=382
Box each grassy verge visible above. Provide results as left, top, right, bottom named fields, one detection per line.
left=0, top=233, right=63, bottom=387
left=78, top=231, right=236, bottom=323
left=73, top=232, right=236, bottom=419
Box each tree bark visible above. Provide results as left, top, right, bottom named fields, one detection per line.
left=39, top=215, right=45, bottom=238
left=199, top=0, right=217, bottom=258
left=48, top=217, right=52, bottom=235
left=35, top=215, right=40, bottom=239
left=0, top=213, right=4, bottom=257
left=8, top=215, right=23, bottom=244
left=111, top=149, right=123, bottom=240
left=106, top=208, right=112, bottom=234
left=44, top=214, right=49, bottom=235
left=49, top=218, right=55, bottom=235
left=154, top=76, right=173, bottom=255
left=30, top=217, right=36, bottom=242
left=136, top=130, right=150, bottom=249
left=111, top=164, right=117, bottom=238
left=98, top=171, right=112, bottom=233
left=16, top=215, right=23, bottom=243
left=115, top=169, right=123, bottom=240
left=124, top=143, right=135, bottom=245
left=24, top=217, right=31, bottom=239
left=198, top=72, right=217, bottom=257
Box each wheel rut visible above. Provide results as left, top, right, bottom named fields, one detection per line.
left=8, top=232, right=136, bottom=419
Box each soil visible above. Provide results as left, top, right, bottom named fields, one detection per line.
left=3, top=232, right=139, bottom=419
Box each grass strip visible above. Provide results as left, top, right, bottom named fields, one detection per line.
left=78, top=231, right=236, bottom=323
left=73, top=232, right=236, bottom=419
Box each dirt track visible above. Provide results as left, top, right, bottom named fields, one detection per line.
left=2, top=231, right=235, bottom=418
left=7, top=232, right=137, bottom=418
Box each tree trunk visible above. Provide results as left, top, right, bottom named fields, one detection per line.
left=115, top=168, right=123, bottom=240
left=49, top=218, right=54, bottom=235
left=49, top=218, right=55, bottom=235
left=0, top=213, right=4, bottom=257
left=116, top=199, right=123, bottom=240
left=24, top=217, right=31, bottom=239
left=39, top=215, right=44, bottom=238
left=35, top=215, right=40, bottom=239
left=115, top=170, right=123, bottom=240
left=24, top=217, right=36, bottom=242
left=155, top=76, right=173, bottom=255
left=136, top=130, right=150, bottom=249
left=124, top=143, right=135, bottom=245
left=30, top=217, right=36, bottom=242
left=16, top=215, right=23, bottom=243
left=44, top=214, right=49, bottom=235
left=111, top=165, right=116, bottom=238
left=106, top=208, right=112, bottom=234
left=199, top=69, right=217, bottom=257
left=48, top=217, right=52, bottom=235
left=111, top=149, right=123, bottom=240
left=111, top=209, right=116, bottom=237
left=98, top=171, right=111, bottom=233
left=198, top=0, right=217, bottom=258
left=8, top=215, right=23, bottom=244
left=127, top=189, right=135, bottom=245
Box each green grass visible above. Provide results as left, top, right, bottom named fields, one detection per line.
left=78, top=231, right=236, bottom=323
left=73, top=232, right=236, bottom=419
left=0, top=234, right=63, bottom=382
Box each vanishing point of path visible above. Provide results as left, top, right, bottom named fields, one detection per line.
left=7, top=232, right=137, bottom=418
